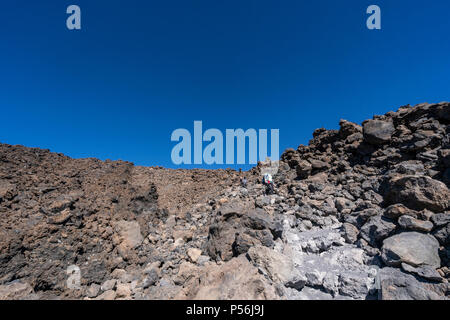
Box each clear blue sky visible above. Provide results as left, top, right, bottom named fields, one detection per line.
left=1, top=1, right=449, bottom=169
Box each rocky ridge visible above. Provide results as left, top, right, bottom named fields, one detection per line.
left=0, top=101, right=449, bottom=300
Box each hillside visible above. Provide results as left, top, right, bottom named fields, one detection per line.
left=0, top=101, right=449, bottom=300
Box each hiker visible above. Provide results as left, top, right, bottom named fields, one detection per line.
left=262, top=173, right=274, bottom=195
left=240, top=176, right=248, bottom=188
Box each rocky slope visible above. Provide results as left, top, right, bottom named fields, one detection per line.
left=0, top=101, right=449, bottom=300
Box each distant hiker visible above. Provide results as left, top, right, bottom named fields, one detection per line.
left=240, top=177, right=248, bottom=188
left=262, top=173, right=272, bottom=185
left=288, top=184, right=295, bottom=195
left=262, top=173, right=274, bottom=195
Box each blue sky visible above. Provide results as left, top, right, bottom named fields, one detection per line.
left=1, top=1, right=449, bottom=169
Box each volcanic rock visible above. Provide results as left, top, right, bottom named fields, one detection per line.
left=381, top=232, right=441, bottom=268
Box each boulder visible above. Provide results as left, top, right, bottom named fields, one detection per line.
left=247, top=245, right=306, bottom=290
left=296, top=160, right=312, bottom=179
left=360, top=216, right=396, bottom=246
left=381, top=232, right=441, bottom=268
left=383, top=204, right=417, bottom=219
left=383, top=175, right=450, bottom=212
left=339, top=119, right=362, bottom=139
left=363, top=120, right=395, bottom=145
left=338, top=273, right=375, bottom=299
left=175, top=255, right=279, bottom=300
left=341, top=223, right=359, bottom=244
left=206, top=208, right=277, bottom=261
left=219, top=201, right=247, bottom=218
left=206, top=222, right=237, bottom=261
left=233, top=233, right=264, bottom=256
left=400, top=263, right=443, bottom=282
left=345, top=132, right=363, bottom=145
left=243, top=209, right=282, bottom=239
left=398, top=215, right=433, bottom=232
left=101, top=279, right=116, bottom=292
left=432, top=223, right=449, bottom=246
left=378, top=267, right=446, bottom=300
left=310, top=159, right=329, bottom=171
left=431, top=213, right=450, bottom=227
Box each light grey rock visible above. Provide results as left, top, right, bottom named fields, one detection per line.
left=305, top=270, right=326, bottom=287
left=196, top=255, right=211, bottom=266
left=381, top=232, right=441, bottom=268
left=297, top=229, right=345, bottom=253
left=101, top=279, right=116, bottom=292
left=141, top=269, right=159, bottom=289
left=159, top=278, right=171, bottom=287
left=247, top=245, right=306, bottom=290
left=338, top=273, right=375, bottom=299
left=283, top=222, right=378, bottom=300
left=322, top=273, right=339, bottom=295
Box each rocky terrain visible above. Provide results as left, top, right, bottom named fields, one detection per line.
left=0, top=101, right=449, bottom=300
